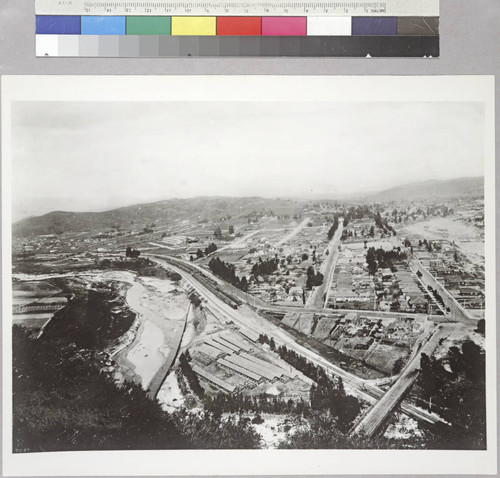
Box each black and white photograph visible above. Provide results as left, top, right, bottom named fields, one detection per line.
left=1, top=75, right=496, bottom=476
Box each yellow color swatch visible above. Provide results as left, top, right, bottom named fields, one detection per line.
left=171, top=17, right=216, bottom=35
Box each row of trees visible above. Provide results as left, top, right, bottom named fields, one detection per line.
left=327, top=216, right=340, bottom=240
left=365, top=247, right=407, bottom=275
left=208, top=257, right=249, bottom=291
left=274, top=343, right=361, bottom=431
left=204, top=392, right=309, bottom=416
left=257, top=335, right=362, bottom=431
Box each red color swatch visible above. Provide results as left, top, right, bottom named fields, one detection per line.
left=216, top=17, right=262, bottom=35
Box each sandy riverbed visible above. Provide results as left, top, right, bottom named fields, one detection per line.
left=116, top=275, right=190, bottom=389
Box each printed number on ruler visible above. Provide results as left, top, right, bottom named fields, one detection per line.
left=36, top=0, right=439, bottom=16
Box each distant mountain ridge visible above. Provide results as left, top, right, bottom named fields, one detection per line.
left=364, top=176, right=483, bottom=202
left=13, top=177, right=484, bottom=237
left=13, top=196, right=305, bottom=237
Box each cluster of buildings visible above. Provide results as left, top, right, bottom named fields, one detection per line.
left=190, top=329, right=312, bottom=395
left=281, top=309, right=426, bottom=375
left=229, top=223, right=331, bottom=305
left=326, top=242, right=378, bottom=311
left=413, top=241, right=484, bottom=311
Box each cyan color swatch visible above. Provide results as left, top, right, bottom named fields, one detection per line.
left=81, top=16, right=126, bottom=35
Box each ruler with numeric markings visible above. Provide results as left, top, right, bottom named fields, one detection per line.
left=36, top=0, right=439, bottom=17
left=35, top=0, right=439, bottom=57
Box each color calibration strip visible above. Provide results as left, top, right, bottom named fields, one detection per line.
left=36, top=16, right=439, bottom=56
left=36, top=0, right=440, bottom=17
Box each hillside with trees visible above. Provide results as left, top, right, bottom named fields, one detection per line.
left=12, top=326, right=261, bottom=452
left=416, top=340, right=486, bottom=449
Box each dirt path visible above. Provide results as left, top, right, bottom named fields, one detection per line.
left=274, top=217, right=311, bottom=247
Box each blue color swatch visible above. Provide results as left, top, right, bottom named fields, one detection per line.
left=36, top=15, right=81, bottom=34
left=352, top=17, right=397, bottom=36
left=81, top=16, right=126, bottom=35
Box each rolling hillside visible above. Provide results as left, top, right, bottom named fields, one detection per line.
left=365, top=177, right=483, bottom=202
left=13, top=196, right=305, bottom=237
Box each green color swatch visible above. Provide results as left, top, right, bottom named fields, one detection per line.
left=126, top=16, right=171, bottom=35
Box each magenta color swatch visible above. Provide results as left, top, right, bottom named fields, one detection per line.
left=261, top=17, right=307, bottom=36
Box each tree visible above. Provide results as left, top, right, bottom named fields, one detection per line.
left=251, top=257, right=279, bottom=277
left=196, top=248, right=205, bottom=258
left=475, top=318, right=485, bottom=335
left=214, top=226, right=223, bottom=240
left=269, top=337, right=276, bottom=351
left=126, top=247, right=140, bottom=258
left=188, top=292, right=202, bottom=307
left=392, top=357, right=405, bottom=375
left=240, top=276, right=248, bottom=292
left=179, top=352, right=204, bottom=397
left=306, top=266, right=323, bottom=289
left=228, top=225, right=234, bottom=235
left=204, top=243, right=217, bottom=255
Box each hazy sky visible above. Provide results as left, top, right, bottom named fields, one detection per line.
left=11, top=101, right=484, bottom=219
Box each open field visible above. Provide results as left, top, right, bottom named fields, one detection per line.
left=402, top=217, right=482, bottom=242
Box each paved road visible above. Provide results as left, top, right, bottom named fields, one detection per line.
left=307, top=219, right=343, bottom=309
left=261, top=303, right=444, bottom=322
left=352, top=327, right=445, bottom=437
left=409, top=258, right=476, bottom=324
left=150, top=255, right=445, bottom=427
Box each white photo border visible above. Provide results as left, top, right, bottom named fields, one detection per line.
left=1, top=75, right=496, bottom=476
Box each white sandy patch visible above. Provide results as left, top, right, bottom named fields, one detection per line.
left=265, top=385, right=280, bottom=396
left=457, top=240, right=484, bottom=261
left=141, top=276, right=177, bottom=294
left=402, top=217, right=481, bottom=241
left=157, top=372, right=186, bottom=412
left=127, top=321, right=167, bottom=388
left=384, top=414, right=423, bottom=440
left=250, top=414, right=293, bottom=449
